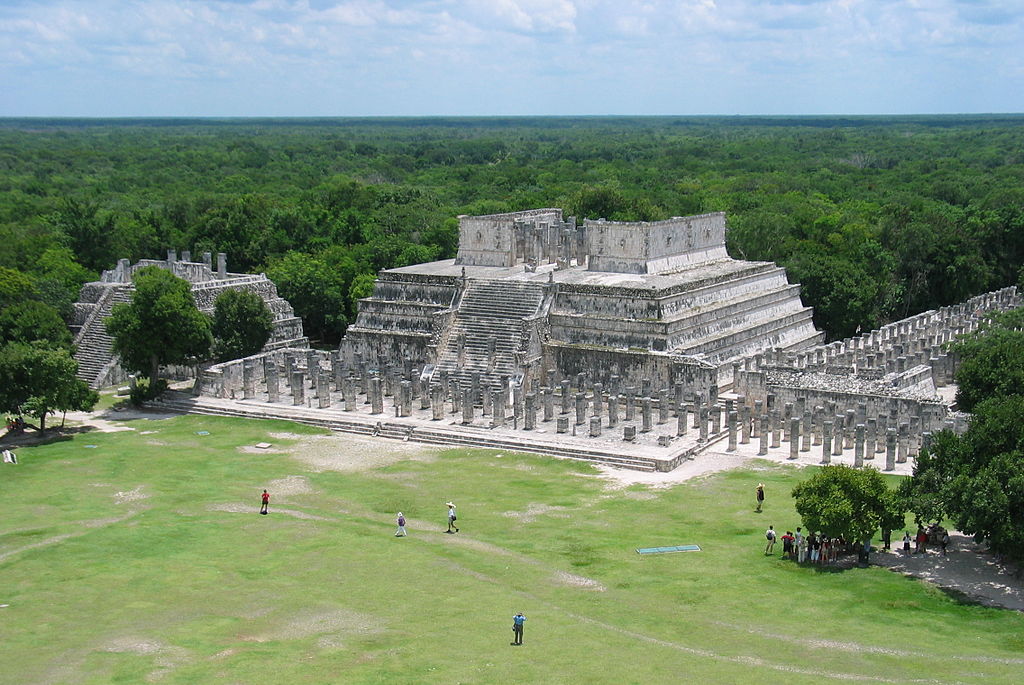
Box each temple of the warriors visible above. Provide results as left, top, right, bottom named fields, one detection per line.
left=342, top=209, right=824, bottom=396
left=70, top=251, right=306, bottom=389
left=167, top=208, right=1019, bottom=472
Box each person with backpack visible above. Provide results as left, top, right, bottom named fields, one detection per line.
left=395, top=512, right=407, bottom=537
left=511, top=612, right=526, bottom=646
left=755, top=483, right=765, bottom=512
left=764, top=525, right=776, bottom=555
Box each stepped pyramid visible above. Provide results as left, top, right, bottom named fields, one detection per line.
left=341, top=209, right=823, bottom=395
left=70, top=251, right=307, bottom=389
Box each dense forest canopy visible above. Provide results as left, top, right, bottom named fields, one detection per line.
left=1, top=115, right=1022, bottom=345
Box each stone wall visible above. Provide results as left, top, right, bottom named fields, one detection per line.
left=585, top=213, right=728, bottom=274
left=455, top=209, right=564, bottom=267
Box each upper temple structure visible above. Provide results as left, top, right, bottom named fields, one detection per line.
left=341, top=209, right=824, bottom=395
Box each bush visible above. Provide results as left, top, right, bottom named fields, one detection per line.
left=129, top=377, right=168, bottom=406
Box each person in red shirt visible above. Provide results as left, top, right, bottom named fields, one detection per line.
left=260, top=489, right=270, bottom=515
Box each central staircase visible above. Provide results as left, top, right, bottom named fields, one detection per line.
left=433, top=279, right=546, bottom=385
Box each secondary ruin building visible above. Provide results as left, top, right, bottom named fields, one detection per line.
left=70, top=251, right=306, bottom=389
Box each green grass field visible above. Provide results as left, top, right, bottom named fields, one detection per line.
left=2, top=414, right=1023, bottom=684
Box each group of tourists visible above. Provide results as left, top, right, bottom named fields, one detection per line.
left=764, top=525, right=861, bottom=565
left=902, top=526, right=950, bottom=556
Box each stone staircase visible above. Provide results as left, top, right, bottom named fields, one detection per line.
left=155, top=391, right=665, bottom=471
left=73, top=285, right=133, bottom=388
left=433, top=279, right=546, bottom=385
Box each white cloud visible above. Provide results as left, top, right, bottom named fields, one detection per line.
left=0, top=0, right=1021, bottom=115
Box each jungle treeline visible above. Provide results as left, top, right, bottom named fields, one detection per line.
left=1, top=115, right=1022, bottom=346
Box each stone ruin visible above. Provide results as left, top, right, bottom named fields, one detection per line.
left=70, top=250, right=307, bottom=389
left=172, top=208, right=1019, bottom=472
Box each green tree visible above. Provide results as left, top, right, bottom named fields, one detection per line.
left=792, top=465, right=903, bottom=544
left=0, top=342, right=98, bottom=430
left=266, top=251, right=347, bottom=343
left=348, top=273, right=377, bottom=315
left=0, top=300, right=72, bottom=349
left=106, top=266, right=212, bottom=387
left=952, top=308, right=1024, bottom=411
left=211, top=289, right=274, bottom=362
left=903, top=397, right=1024, bottom=563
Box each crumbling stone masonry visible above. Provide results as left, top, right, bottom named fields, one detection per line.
left=70, top=251, right=307, bottom=389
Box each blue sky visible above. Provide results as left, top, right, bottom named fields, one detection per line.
left=2, top=0, right=1022, bottom=116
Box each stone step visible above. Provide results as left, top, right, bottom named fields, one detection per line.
left=155, top=393, right=661, bottom=471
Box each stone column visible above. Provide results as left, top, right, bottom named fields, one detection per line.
left=832, top=415, right=844, bottom=456
left=557, top=416, right=568, bottom=434
left=674, top=382, right=684, bottom=417
left=676, top=402, right=687, bottom=436
left=589, top=416, right=602, bottom=438
left=752, top=400, right=763, bottom=438
left=727, top=411, right=738, bottom=452
left=462, top=388, right=474, bottom=425
left=897, top=423, right=909, bottom=463
left=399, top=380, right=411, bottom=416
left=770, top=411, right=781, bottom=449
left=623, top=425, right=636, bottom=442
left=242, top=361, right=255, bottom=400
left=592, top=386, right=603, bottom=418
left=740, top=404, right=751, bottom=444
left=542, top=387, right=554, bottom=422
left=782, top=402, right=793, bottom=441
left=641, top=397, right=653, bottom=433
left=266, top=363, right=279, bottom=403
left=560, top=380, right=571, bottom=415
left=369, top=376, right=383, bottom=414
left=431, top=386, right=444, bottom=420
left=822, top=420, right=833, bottom=464
left=710, top=404, right=721, bottom=435
left=318, top=373, right=332, bottom=408
left=801, top=412, right=811, bottom=452
left=854, top=424, right=865, bottom=467
left=524, top=393, right=536, bottom=431
left=574, top=393, right=586, bottom=426
left=481, top=385, right=492, bottom=416
left=885, top=428, right=897, bottom=471
left=812, top=406, right=823, bottom=446
left=343, top=376, right=356, bottom=412
left=608, top=394, right=619, bottom=428
left=658, top=389, right=670, bottom=425
left=844, top=409, right=856, bottom=449
left=698, top=406, right=709, bottom=443
left=292, top=371, right=305, bottom=406
left=865, top=418, right=877, bottom=459
left=493, top=388, right=506, bottom=428
left=758, top=416, right=769, bottom=456
left=626, top=388, right=637, bottom=422
left=789, top=418, right=800, bottom=459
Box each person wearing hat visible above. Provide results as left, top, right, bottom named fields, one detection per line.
left=395, top=512, right=407, bottom=537
left=446, top=501, right=459, bottom=533
left=511, top=611, right=526, bottom=646
left=755, top=483, right=765, bottom=512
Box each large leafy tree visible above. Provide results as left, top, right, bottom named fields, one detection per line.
left=952, top=308, right=1024, bottom=411
left=211, top=289, right=274, bottom=362
left=0, top=300, right=72, bottom=349
left=0, top=342, right=98, bottom=430
left=902, top=397, right=1024, bottom=563
left=106, top=266, right=212, bottom=386
left=792, top=465, right=904, bottom=544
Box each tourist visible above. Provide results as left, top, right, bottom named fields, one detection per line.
left=781, top=530, right=794, bottom=558
left=755, top=483, right=765, bottom=512
left=916, top=528, right=928, bottom=554
left=941, top=530, right=949, bottom=556
left=446, top=501, right=459, bottom=533
left=808, top=531, right=819, bottom=563
left=260, top=489, right=270, bottom=515
left=819, top=537, right=830, bottom=565
left=511, top=611, right=526, bottom=645
left=395, top=512, right=407, bottom=537
left=764, top=525, right=776, bottom=555
left=881, top=528, right=891, bottom=551
left=797, top=530, right=809, bottom=564
left=902, top=531, right=911, bottom=555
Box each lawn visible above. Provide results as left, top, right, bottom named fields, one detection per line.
left=1, top=414, right=1022, bottom=684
